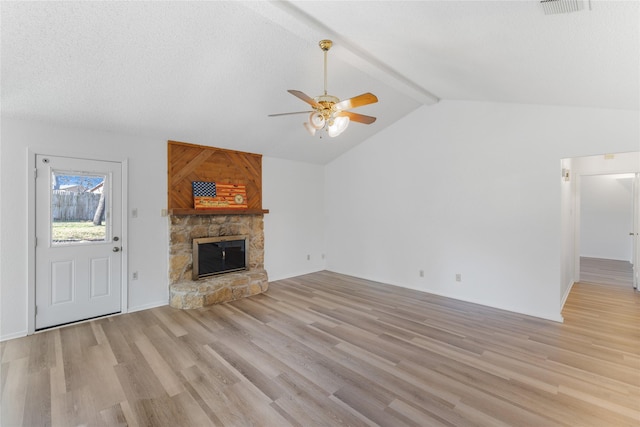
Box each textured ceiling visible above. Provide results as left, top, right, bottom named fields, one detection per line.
left=2, top=1, right=638, bottom=164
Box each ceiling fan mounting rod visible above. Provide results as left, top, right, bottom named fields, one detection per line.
left=319, top=39, right=332, bottom=96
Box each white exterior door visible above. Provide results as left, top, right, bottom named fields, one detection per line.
left=35, top=155, right=122, bottom=329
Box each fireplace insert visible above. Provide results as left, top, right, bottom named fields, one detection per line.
left=192, top=235, right=247, bottom=280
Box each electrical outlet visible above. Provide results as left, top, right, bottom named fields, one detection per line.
left=132, top=208, right=138, bottom=218
left=132, top=271, right=138, bottom=280
left=419, top=270, right=424, bottom=277
left=455, top=273, right=462, bottom=282
left=321, top=254, right=325, bottom=260
left=161, top=209, right=168, bottom=217
left=307, top=254, right=311, bottom=261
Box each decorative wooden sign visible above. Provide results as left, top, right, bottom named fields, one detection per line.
left=192, top=181, right=248, bottom=209
left=167, top=141, right=267, bottom=215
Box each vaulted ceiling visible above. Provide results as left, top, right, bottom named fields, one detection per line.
left=2, top=1, right=638, bottom=164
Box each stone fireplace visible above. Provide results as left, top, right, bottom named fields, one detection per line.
left=166, top=141, right=269, bottom=309
left=168, top=214, right=268, bottom=309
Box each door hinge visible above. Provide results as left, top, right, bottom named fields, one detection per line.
left=35, top=237, right=38, bottom=247
left=34, top=168, right=38, bottom=179
left=35, top=305, right=38, bottom=315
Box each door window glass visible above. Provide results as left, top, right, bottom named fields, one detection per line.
left=51, top=171, right=108, bottom=245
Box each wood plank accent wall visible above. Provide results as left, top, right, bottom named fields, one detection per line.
left=167, top=141, right=267, bottom=215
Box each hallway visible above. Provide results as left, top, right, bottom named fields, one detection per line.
left=580, top=256, right=634, bottom=288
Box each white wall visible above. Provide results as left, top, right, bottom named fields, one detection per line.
left=325, top=100, right=639, bottom=321
left=580, top=174, right=634, bottom=261
left=0, top=118, right=170, bottom=340
left=0, top=118, right=326, bottom=340
left=2, top=103, right=637, bottom=338
left=263, top=157, right=326, bottom=280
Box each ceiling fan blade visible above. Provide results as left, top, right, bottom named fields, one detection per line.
left=336, top=111, right=377, bottom=125
left=333, top=92, right=378, bottom=111
left=268, top=111, right=313, bottom=117
left=287, top=90, right=323, bottom=108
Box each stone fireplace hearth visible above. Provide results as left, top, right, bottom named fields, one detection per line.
left=168, top=214, right=268, bottom=309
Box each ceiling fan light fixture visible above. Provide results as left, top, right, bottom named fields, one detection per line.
left=327, top=116, right=350, bottom=138
left=309, top=111, right=325, bottom=129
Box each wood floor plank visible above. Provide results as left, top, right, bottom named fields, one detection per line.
left=580, top=256, right=634, bottom=287
left=179, top=365, right=226, bottom=426
left=333, top=382, right=412, bottom=426
left=386, top=398, right=461, bottom=427
left=98, top=402, right=129, bottom=427
left=272, top=370, right=372, bottom=427
left=22, top=367, right=51, bottom=426
left=135, top=333, right=185, bottom=397
left=100, top=319, right=138, bottom=365
left=205, top=340, right=283, bottom=400
left=1, top=356, right=28, bottom=426
left=1, top=262, right=638, bottom=426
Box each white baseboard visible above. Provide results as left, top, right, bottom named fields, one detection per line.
left=560, top=281, right=575, bottom=312
left=127, top=300, right=168, bottom=313
left=0, top=330, right=28, bottom=342
left=326, top=269, right=565, bottom=323
left=401, top=283, right=565, bottom=323
left=268, top=267, right=325, bottom=282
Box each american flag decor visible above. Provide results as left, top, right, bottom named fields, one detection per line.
left=192, top=181, right=248, bottom=209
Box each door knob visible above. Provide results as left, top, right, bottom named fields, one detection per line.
left=113, top=247, right=120, bottom=252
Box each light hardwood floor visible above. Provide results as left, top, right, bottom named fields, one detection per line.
left=580, top=256, right=635, bottom=288
left=1, top=271, right=639, bottom=426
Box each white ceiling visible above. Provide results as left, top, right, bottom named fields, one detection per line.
left=2, top=1, right=638, bottom=164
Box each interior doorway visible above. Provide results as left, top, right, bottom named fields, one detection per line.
left=561, top=152, right=640, bottom=298
left=579, top=173, right=636, bottom=288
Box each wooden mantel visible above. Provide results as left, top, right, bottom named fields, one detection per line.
left=167, top=140, right=268, bottom=215
left=168, top=208, right=269, bottom=216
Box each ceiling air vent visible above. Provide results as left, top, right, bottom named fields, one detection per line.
left=540, top=0, right=585, bottom=15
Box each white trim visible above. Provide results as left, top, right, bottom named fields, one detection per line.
left=27, top=149, right=129, bottom=334
left=325, top=270, right=565, bottom=323
left=633, top=173, right=639, bottom=289
left=121, top=158, right=129, bottom=313
left=574, top=174, right=582, bottom=284
left=127, top=300, right=168, bottom=313
left=404, top=286, right=565, bottom=323
left=575, top=168, right=640, bottom=284
left=0, top=330, right=29, bottom=343
left=27, top=149, right=36, bottom=334
left=560, top=280, right=575, bottom=312
left=267, top=268, right=324, bottom=282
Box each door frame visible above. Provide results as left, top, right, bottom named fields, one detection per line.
left=573, top=171, right=639, bottom=285
left=26, top=149, right=129, bottom=334
left=633, top=173, right=639, bottom=288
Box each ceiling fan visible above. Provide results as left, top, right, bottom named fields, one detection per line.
left=269, top=39, right=378, bottom=138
